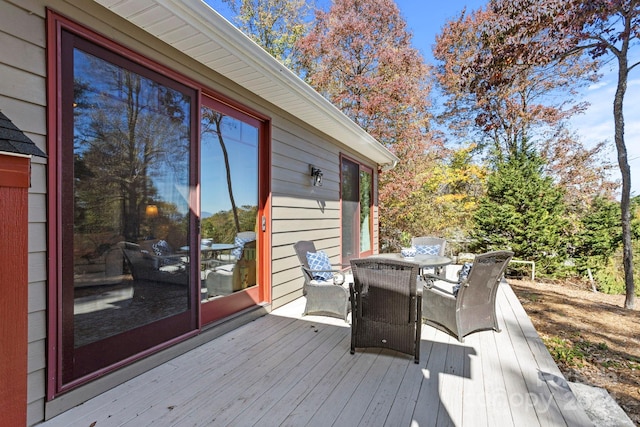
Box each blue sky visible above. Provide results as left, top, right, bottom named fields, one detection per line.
left=394, top=0, right=486, bottom=63
left=208, top=0, right=639, bottom=195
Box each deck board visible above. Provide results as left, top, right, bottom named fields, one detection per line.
left=39, top=283, right=593, bottom=427
left=461, top=332, right=488, bottom=427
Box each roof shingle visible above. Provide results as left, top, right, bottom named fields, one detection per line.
left=0, top=111, right=47, bottom=158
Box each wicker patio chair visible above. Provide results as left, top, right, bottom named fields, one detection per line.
left=293, top=240, right=350, bottom=321
left=349, top=258, right=422, bottom=363
left=422, top=250, right=514, bottom=342
left=411, top=236, right=447, bottom=278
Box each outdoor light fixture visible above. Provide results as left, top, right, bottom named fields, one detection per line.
left=310, top=165, right=323, bottom=187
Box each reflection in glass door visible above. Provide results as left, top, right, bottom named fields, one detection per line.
left=200, top=99, right=261, bottom=324
left=341, top=157, right=373, bottom=266
left=62, top=33, right=197, bottom=385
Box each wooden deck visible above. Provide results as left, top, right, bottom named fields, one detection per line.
left=39, top=283, right=593, bottom=426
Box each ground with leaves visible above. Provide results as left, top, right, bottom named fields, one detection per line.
left=510, top=279, right=640, bottom=425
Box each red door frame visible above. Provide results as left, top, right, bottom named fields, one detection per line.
left=199, top=92, right=272, bottom=326
left=0, top=153, right=30, bottom=426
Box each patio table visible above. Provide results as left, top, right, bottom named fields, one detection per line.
left=369, top=253, right=453, bottom=287
left=369, top=253, right=452, bottom=270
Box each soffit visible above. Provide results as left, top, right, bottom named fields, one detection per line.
left=92, top=0, right=398, bottom=168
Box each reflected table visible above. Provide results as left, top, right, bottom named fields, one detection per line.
left=180, top=243, right=237, bottom=258
left=180, top=243, right=238, bottom=270
left=202, top=243, right=237, bottom=258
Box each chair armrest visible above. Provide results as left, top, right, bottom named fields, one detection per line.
left=422, top=272, right=458, bottom=285
left=302, top=266, right=346, bottom=285
left=424, top=284, right=457, bottom=299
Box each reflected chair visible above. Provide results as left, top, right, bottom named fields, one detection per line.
left=120, top=240, right=188, bottom=285
left=411, top=236, right=447, bottom=278
left=293, top=240, right=350, bottom=321
left=205, top=238, right=257, bottom=297
left=349, top=258, right=422, bottom=363
left=422, top=250, right=514, bottom=342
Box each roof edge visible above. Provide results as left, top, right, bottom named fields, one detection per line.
left=141, top=0, right=399, bottom=168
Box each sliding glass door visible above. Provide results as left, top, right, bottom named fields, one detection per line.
left=341, top=157, right=373, bottom=266
left=199, top=97, right=262, bottom=324
left=53, top=16, right=270, bottom=393
left=60, top=31, right=198, bottom=385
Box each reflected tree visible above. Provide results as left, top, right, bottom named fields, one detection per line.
left=73, top=52, right=190, bottom=243
left=201, top=109, right=242, bottom=233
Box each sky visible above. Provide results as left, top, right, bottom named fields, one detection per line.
left=209, top=0, right=640, bottom=196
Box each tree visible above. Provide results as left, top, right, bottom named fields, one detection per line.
left=475, top=0, right=638, bottom=308
left=471, top=151, right=569, bottom=275
left=539, top=127, right=618, bottom=212
left=218, top=0, right=312, bottom=70
left=296, top=0, right=438, bottom=248
left=385, top=144, right=487, bottom=248
left=574, top=196, right=622, bottom=271
left=433, top=6, right=598, bottom=161
left=430, top=145, right=488, bottom=238
left=201, top=110, right=242, bottom=233
left=433, top=5, right=617, bottom=253
left=297, top=0, right=432, bottom=148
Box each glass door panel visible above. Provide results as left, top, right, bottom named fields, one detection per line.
left=200, top=101, right=260, bottom=323
left=62, top=37, right=197, bottom=384
left=342, top=158, right=373, bottom=266
left=359, top=169, right=372, bottom=253
left=342, top=159, right=359, bottom=265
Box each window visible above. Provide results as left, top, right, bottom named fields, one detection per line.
left=341, top=157, right=373, bottom=265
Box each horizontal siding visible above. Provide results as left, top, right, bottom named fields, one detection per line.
left=28, top=336, right=46, bottom=372
left=28, top=252, right=47, bottom=283
left=27, top=368, right=45, bottom=406
left=0, top=30, right=46, bottom=79
left=1, top=2, right=49, bottom=426
left=27, top=399, right=45, bottom=427
left=272, top=195, right=340, bottom=210
left=268, top=118, right=381, bottom=310
left=1, top=1, right=46, bottom=44
left=28, top=193, right=47, bottom=223
left=0, top=63, right=46, bottom=106
left=0, top=96, right=48, bottom=139
left=269, top=118, right=346, bottom=310
left=28, top=223, right=46, bottom=252
left=272, top=205, right=339, bottom=220
left=27, top=281, right=46, bottom=314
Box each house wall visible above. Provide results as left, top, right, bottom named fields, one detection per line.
left=0, top=0, right=379, bottom=424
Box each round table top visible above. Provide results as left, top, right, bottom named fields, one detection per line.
left=180, top=243, right=237, bottom=252
left=371, top=253, right=452, bottom=268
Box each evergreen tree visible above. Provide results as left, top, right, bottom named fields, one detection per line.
left=471, top=151, right=568, bottom=275
left=574, top=197, right=622, bottom=272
